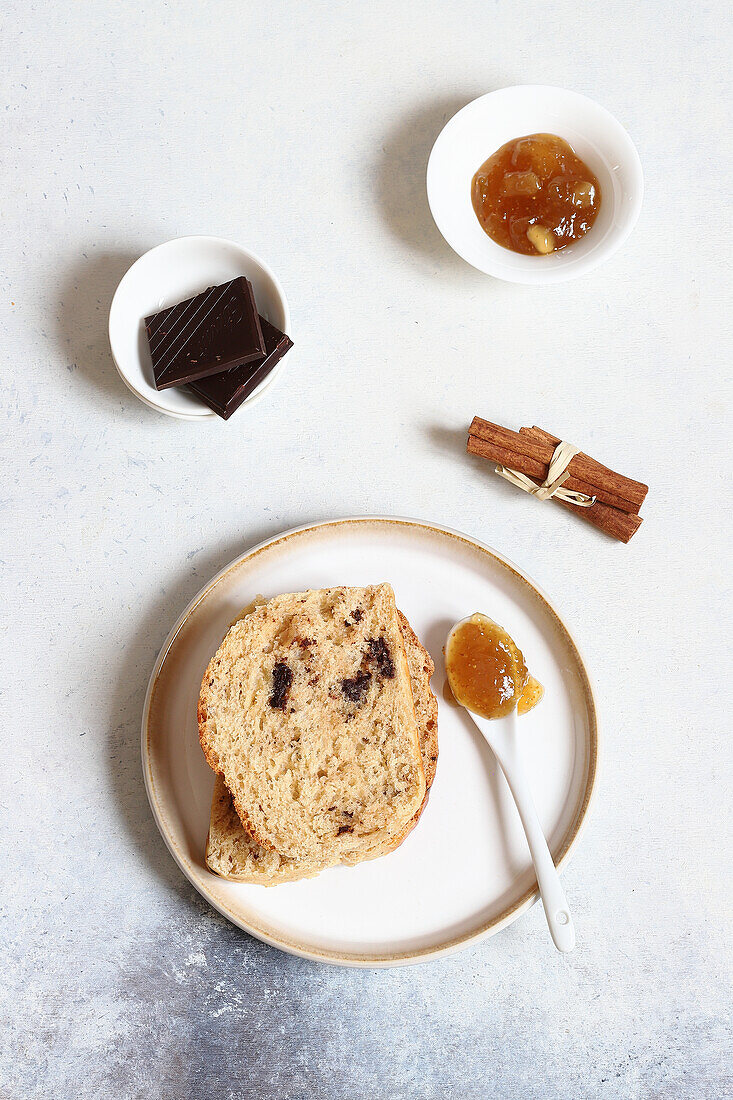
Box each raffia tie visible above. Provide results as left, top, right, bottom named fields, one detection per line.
left=495, top=440, right=596, bottom=507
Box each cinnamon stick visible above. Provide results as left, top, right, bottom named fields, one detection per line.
left=466, top=417, right=647, bottom=543
left=520, top=427, right=643, bottom=544
left=467, top=432, right=633, bottom=516
left=469, top=417, right=648, bottom=514
left=467, top=434, right=547, bottom=479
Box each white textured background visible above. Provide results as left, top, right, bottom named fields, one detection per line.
left=1, top=2, right=731, bottom=1097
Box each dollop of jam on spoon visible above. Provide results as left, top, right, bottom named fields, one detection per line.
left=446, top=613, right=543, bottom=719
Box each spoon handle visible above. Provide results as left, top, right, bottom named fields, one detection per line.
left=478, top=714, right=576, bottom=952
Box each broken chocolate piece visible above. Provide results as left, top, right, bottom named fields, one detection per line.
left=341, top=671, right=371, bottom=704
left=145, top=276, right=265, bottom=390
left=187, top=315, right=293, bottom=420
left=269, top=662, right=293, bottom=709
left=367, top=637, right=395, bottom=679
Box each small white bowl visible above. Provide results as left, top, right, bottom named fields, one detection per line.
left=109, top=236, right=291, bottom=419
left=427, top=86, right=643, bottom=284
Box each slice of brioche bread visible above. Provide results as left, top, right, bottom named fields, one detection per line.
left=206, top=610, right=438, bottom=883
left=198, top=585, right=427, bottom=864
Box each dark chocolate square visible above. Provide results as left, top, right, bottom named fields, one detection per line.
left=187, top=315, right=293, bottom=420
left=145, top=276, right=265, bottom=390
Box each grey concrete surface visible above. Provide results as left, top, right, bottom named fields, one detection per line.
left=1, top=1, right=731, bottom=1096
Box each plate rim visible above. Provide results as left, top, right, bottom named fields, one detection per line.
left=141, top=515, right=599, bottom=967
left=108, top=234, right=292, bottom=421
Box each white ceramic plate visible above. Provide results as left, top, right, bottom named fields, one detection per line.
left=108, top=236, right=291, bottom=420
left=142, top=517, right=598, bottom=966
left=427, top=86, right=643, bottom=283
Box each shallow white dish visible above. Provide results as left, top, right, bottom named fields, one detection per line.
left=142, top=517, right=598, bottom=967
left=108, top=236, right=291, bottom=420
left=427, top=85, right=643, bottom=283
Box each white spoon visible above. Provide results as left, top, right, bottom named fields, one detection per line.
left=446, top=616, right=576, bottom=953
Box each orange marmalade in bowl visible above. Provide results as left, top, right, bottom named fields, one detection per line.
left=471, top=133, right=601, bottom=256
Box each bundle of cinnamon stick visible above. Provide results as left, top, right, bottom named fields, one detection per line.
left=467, top=417, right=648, bottom=543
